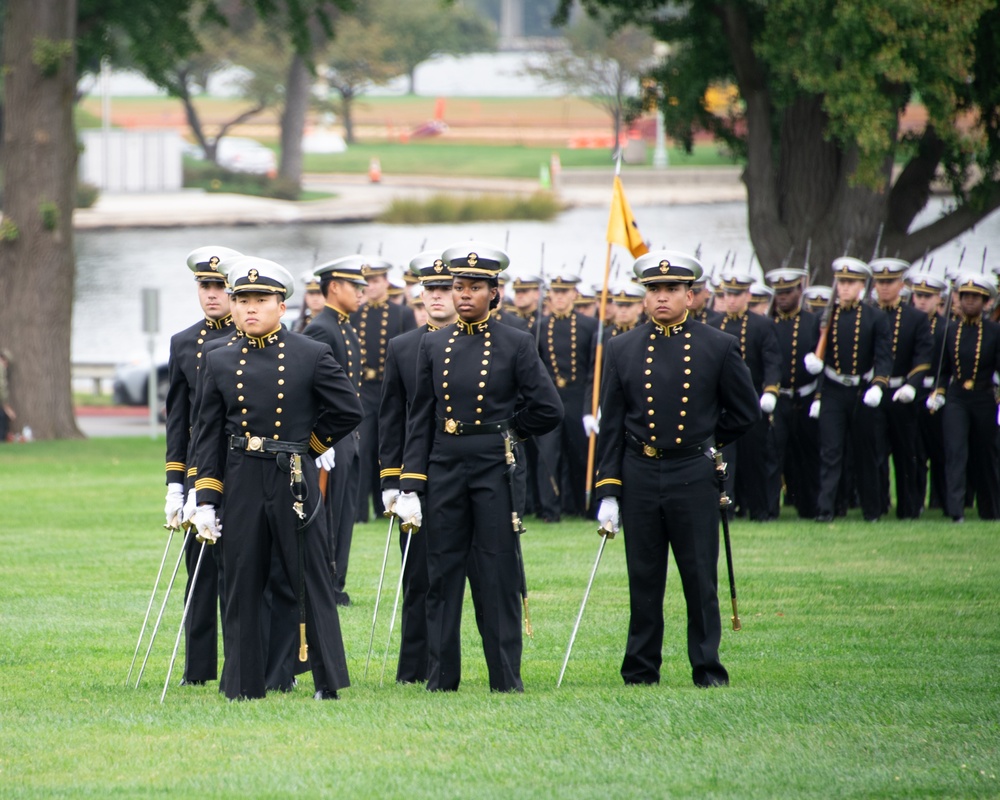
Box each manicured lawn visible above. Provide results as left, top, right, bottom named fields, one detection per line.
left=1, top=438, right=997, bottom=797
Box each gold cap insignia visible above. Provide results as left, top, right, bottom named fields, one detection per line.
left=659, top=260, right=671, bottom=274
left=248, top=269, right=259, bottom=283
left=433, top=259, right=444, bottom=273
left=467, top=253, right=478, bottom=267
left=361, top=265, right=372, bottom=277
left=209, top=256, right=220, bottom=271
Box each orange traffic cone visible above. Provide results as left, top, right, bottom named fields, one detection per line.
left=368, top=157, right=382, bottom=183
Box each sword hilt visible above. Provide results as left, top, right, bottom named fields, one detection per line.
left=598, top=520, right=616, bottom=540
left=298, top=623, right=309, bottom=661
left=731, top=597, right=742, bottom=631
left=523, top=597, right=533, bottom=639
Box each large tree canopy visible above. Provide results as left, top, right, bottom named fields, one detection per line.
left=562, top=0, right=1000, bottom=280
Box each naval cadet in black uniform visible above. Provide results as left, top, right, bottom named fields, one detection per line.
left=163, top=244, right=242, bottom=686
left=764, top=267, right=821, bottom=519
left=191, top=257, right=363, bottom=701
left=396, top=242, right=563, bottom=693
left=352, top=259, right=417, bottom=522
left=908, top=271, right=949, bottom=511
left=594, top=251, right=759, bottom=687
left=510, top=274, right=543, bottom=333
left=536, top=273, right=599, bottom=519
left=492, top=271, right=529, bottom=330
left=689, top=271, right=722, bottom=325
left=869, top=258, right=934, bottom=519
left=378, top=251, right=458, bottom=683
left=804, top=257, right=893, bottom=522
left=711, top=272, right=781, bottom=520
left=303, top=256, right=368, bottom=606
left=926, top=273, right=1000, bottom=521
left=605, top=284, right=646, bottom=338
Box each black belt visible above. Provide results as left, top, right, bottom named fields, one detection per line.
left=229, top=434, right=308, bottom=454
left=625, top=431, right=707, bottom=460
left=437, top=417, right=511, bottom=436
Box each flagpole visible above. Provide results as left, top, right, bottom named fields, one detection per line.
left=584, top=153, right=623, bottom=510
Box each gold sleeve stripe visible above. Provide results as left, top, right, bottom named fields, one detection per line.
left=309, top=433, right=326, bottom=452
left=400, top=473, right=427, bottom=482
left=872, top=376, right=889, bottom=387
left=165, top=462, right=186, bottom=473
left=187, top=467, right=197, bottom=477
left=195, top=478, right=224, bottom=493
left=907, top=364, right=931, bottom=377
left=595, top=478, right=622, bottom=488
left=380, top=468, right=402, bottom=478
left=763, top=385, right=780, bottom=395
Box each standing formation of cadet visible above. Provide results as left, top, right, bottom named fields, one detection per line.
left=192, top=257, right=363, bottom=701
left=163, top=245, right=241, bottom=686
left=594, top=250, right=759, bottom=687
left=396, top=241, right=563, bottom=692
left=351, top=260, right=416, bottom=523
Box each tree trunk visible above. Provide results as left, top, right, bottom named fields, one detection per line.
left=278, top=54, right=310, bottom=189
left=408, top=67, right=416, bottom=95
left=341, top=91, right=355, bottom=144
left=0, top=0, right=82, bottom=440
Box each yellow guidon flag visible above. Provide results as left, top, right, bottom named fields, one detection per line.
left=606, top=175, right=649, bottom=258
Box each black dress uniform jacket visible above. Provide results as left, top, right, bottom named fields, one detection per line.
left=164, top=313, right=235, bottom=684
left=193, top=326, right=363, bottom=700
left=400, top=317, right=563, bottom=691
left=594, top=314, right=759, bottom=687
left=352, top=300, right=417, bottom=520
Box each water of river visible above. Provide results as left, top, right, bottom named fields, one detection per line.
left=73, top=198, right=1000, bottom=365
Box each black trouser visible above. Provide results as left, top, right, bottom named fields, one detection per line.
left=356, top=382, right=383, bottom=522
left=396, top=496, right=430, bottom=683
left=620, top=449, right=727, bottom=687
left=735, top=415, right=774, bottom=520
left=916, top=393, right=947, bottom=510
left=769, top=394, right=820, bottom=518
left=535, top=384, right=587, bottom=517
left=219, top=450, right=349, bottom=700
left=327, top=432, right=360, bottom=598
left=943, top=389, right=1000, bottom=520
left=817, top=382, right=883, bottom=519
left=183, top=501, right=220, bottom=683
left=875, top=391, right=922, bottom=519
left=425, top=433, right=523, bottom=692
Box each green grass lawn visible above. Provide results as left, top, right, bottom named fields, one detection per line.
left=2, top=438, right=998, bottom=798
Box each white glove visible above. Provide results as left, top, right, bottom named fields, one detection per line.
left=315, top=448, right=336, bottom=472
left=192, top=505, right=221, bottom=545
left=926, top=393, right=946, bottom=412
left=182, top=488, right=197, bottom=526
left=395, top=491, right=422, bottom=532
left=597, top=497, right=620, bottom=533
left=759, top=393, right=776, bottom=414
left=809, top=400, right=821, bottom=419
left=582, top=414, right=600, bottom=436
left=804, top=352, right=824, bottom=376
left=381, top=489, right=399, bottom=515
left=863, top=385, right=883, bottom=408
left=892, top=384, right=916, bottom=404
left=922, top=376, right=935, bottom=389
left=164, top=483, right=185, bottom=528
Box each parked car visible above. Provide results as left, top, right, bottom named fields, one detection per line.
left=183, top=136, right=278, bottom=176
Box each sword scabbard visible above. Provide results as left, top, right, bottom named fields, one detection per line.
left=299, top=623, right=309, bottom=662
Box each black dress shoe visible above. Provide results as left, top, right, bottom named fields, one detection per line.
left=815, top=514, right=833, bottom=523
left=179, top=678, right=206, bottom=686
left=952, top=515, right=965, bottom=524
left=314, top=689, right=339, bottom=700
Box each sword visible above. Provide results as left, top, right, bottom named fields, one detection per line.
left=503, top=431, right=533, bottom=638
left=365, top=509, right=397, bottom=678
left=712, top=448, right=742, bottom=631
left=379, top=528, right=414, bottom=687
left=557, top=521, right=616, bottom=687
left=126, top=524, right=177, bottom=686
left=134, top=527, right=192, bottom=688
left=160, top=540, right=209, bottom=703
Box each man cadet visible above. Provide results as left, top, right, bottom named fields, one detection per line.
left=908, top=270, right=949, bottom=510
left=351, top=258, right=417, bottom=523
left=688, top=271, right=721, bottom=325
left=869, top=258, right=934, bottom=519
left=764, top=267, right=821, bottom=519
left=606, top=283, right=645, bottom=337
left=803, top=285, right=832, bottom=314
left=804, top=257, right=893, bottom=522
left=510, top=273, right=544, bottom=333
left=191, top=257, right=363, bottom=701
left=303, top=256, right=368, bottom=606
left=926, top=272, right=1000, bottom=521
left=492, top=271, right=528, bottom=330
left=574, top=283, right=598, bottom=317
left=711, top=272, right=781, bottom=520
left=536, top=272, right=599, bottom=519
left=395, top=242, right=563, bottom=693
left=163, top=244, right=241, bottom=686
left=749, top=282, right=775, bottom=316
left=293, top=270, right=326, bottom=332
left=378, top=251, right=458, bottom=683
left=594, top=251, right=759, bottom=688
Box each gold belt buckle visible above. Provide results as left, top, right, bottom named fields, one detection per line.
left=963, top=379, right=974, bottom=390
left=556, top=376, right=568, bottom=388
left=444, top=418, right=459, bottom=435
left=364, top=367, right=378, bottom=381
left=247, top=436, right=264, bottom=452
left=642, top=443, right=658, bottom=458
